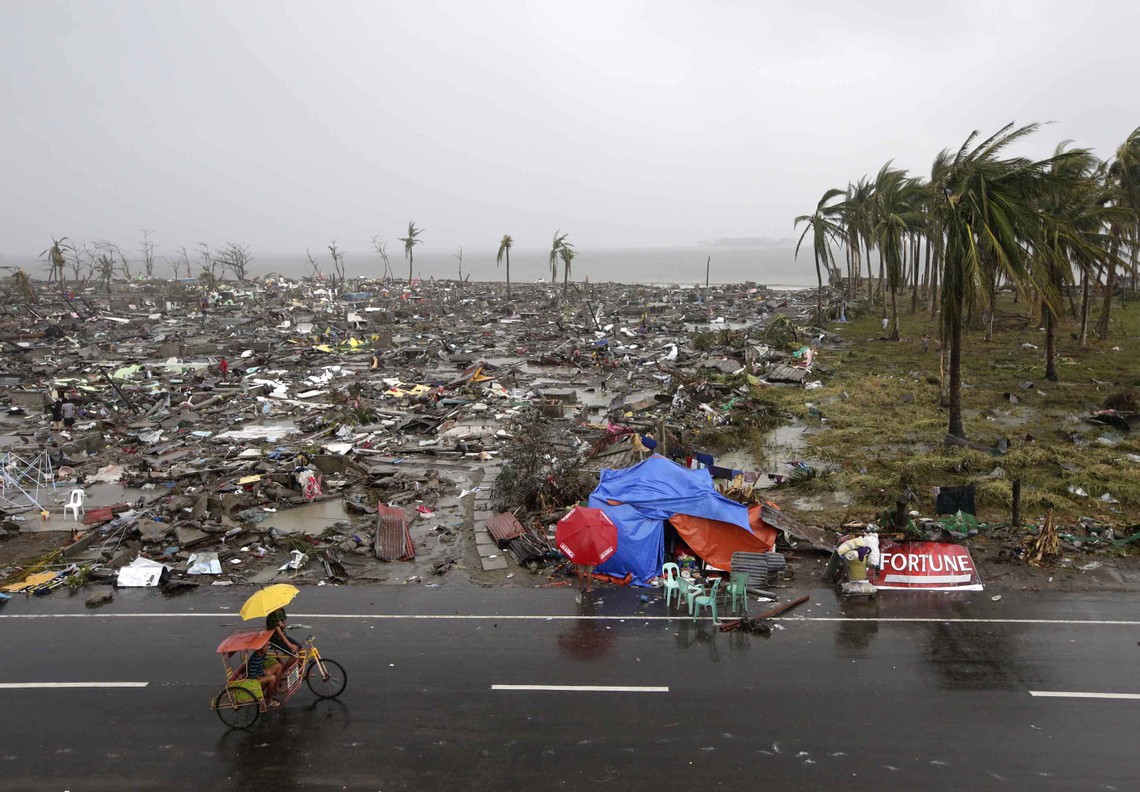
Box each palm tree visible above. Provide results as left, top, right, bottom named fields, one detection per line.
left=870, top=165, right=919, bottom=340
left=1099, top=126, right=1140, bottom=338
left=925, top=150, right=953, bottom=317
left=936, top=123, right=1060, bottom=439
left=838, top=178, right=874, bottom=300
left=549, top=230, right=570, bottom=284
left=496, top=234, right=513, bottom=300
left=41, top=237, right=70, bottom=288
left=795, top=189, right=844, bottom=326
left=1036, top=145, right=1112, bottom=378
left=399, top=221, right=423, bottom=283
left=560, top=244, right=575, bottom=297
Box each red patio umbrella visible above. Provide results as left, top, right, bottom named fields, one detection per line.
left=555, top=506, right=618, bottom=566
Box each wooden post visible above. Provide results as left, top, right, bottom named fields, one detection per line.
left=100, top=367, right=140, bottom=414
left=1012, top=478, right=1021, bottom=528
left=658, top=414, right=668, bottom=457
left=705, top=256, right=711, bottom=289
left=585, top=300, right=601, bottom=331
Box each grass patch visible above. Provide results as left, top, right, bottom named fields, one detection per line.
left=761, top=291, right=1140, bottom=526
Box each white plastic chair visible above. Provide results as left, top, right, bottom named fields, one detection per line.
left=64, top=488, right=85, bottom=520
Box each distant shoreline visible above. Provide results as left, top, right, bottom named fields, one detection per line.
left=698, top=238, right=798, bottom=248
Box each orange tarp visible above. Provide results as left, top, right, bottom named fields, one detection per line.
left=669, top=504, right=777, bottom=571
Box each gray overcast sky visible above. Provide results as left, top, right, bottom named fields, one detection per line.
left=2, top=0, right=1137, bottom=260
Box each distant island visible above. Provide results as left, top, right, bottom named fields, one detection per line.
left=698, top=237, right=797, bottom=247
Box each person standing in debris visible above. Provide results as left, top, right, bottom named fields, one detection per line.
left=219, top=357, right=229, bottom=380
left=50, top=392, right=64, bottom=430
left=60, top=393, right=77, bottom=430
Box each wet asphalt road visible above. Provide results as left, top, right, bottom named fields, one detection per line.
left=2, top=585, right=1140, bottom=791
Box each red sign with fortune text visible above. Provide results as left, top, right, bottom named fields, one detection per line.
left=869, top=540, right=983, bottom=591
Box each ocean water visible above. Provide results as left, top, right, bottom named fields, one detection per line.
left=255, top=245, right=816, bottom=287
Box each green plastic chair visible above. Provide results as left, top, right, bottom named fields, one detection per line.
left=727, top=571, right=750, bottom=615
left=683, top=576, right=703, bottom=614
left=661, top=563, right=683, bottom=609
left=692, top=578, right=722, bottom=624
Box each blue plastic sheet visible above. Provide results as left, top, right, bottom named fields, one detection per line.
left=589, top=455, right=752, bottom=586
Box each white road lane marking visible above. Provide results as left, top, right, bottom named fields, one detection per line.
left=1029, top=691, right=1140, bottom=700
left=3, top=613, right=1140, bottom=626
left=492, top=684, right=668, bottom=693
left=0, top=682, right=148, bottom=689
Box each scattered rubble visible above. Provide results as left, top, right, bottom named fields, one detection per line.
left=6, top=273, right=1129, bottom=599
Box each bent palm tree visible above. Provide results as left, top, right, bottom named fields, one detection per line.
left=795, top=189, right=844, bottom=326
left=838, top=177, right=873, bottom=300
left=936, top=123, right=1058, bottom=439
left=560, top=244, right=575, bottom=297
left=1036, top=144, right=1122, bottom=380
left=496, top=234, right=513, bottom=300
left=399, top=222, right=423, bottom=283
left=1099, top=126, right=1140, bottom=337
left=871, top=165, right=921, bottom=340
left=549, top=230, right=570, bottom=286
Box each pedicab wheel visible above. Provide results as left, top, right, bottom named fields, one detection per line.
left=214, top=686, right=260, bottom=729
left=305, top=658, right=347, bottom=699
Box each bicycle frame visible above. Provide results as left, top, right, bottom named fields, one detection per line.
left=268, top=636, right=333, bottom=686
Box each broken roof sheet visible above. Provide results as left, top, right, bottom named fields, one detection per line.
left=486, top=512, right=526, bottom=543
left=374, top=505, right=415, bottom=561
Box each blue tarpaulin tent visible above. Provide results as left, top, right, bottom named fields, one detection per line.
left=588, top=455, right=753, bottom=586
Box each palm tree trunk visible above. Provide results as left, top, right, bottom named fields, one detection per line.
left=1044, top=299, right=1058, bottom=381
left=408, top=252, right=413, bottom=284
left=865, top=242, right=874, bottom=302
left=916, top=237, right=925, bottom=291
left=814, top=252, right=823, bottom=326
left=929, top=242, right=940, bottom=319
left=845, top=244, right=853, bottom=299
left=1064, top=270, right=1077, bottom=318
left=910, top=236, right=919, bottom=313
left=1096, top=258, right=1116, bottom=339
left=948, top=314, right=965, bottom=439
left=506, top=251, right=511, bottom=301
left=890, top=286, right=899, bottom=341
left=984, top=277, right=996, bottom=343
left=876, top=252, right=885, bottom=307
left=1079, top=270, right=1090, bottom=348
left=1132, top=222, right=1138, bottom=292
left=562, top=262, right=568, bottom=297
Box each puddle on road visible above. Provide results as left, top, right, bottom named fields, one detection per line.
left=260, top=499, right=354, bottom=535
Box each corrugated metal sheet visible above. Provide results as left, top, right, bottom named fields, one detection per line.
left=486, top=512, right=526, bottom=543
left=374, top=505, right=415, bottom=561
left=730, top=551, right=786, bottom=590
left=761, top=503, right=833, bottom=550
left=764, top=363, right=809, bottom=383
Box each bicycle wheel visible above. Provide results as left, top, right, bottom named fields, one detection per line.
left=305, top=658, right=347, bottom=699
left=214, top=686, right=261, bottom=729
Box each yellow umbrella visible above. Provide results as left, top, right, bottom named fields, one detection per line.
left=239, top=584, right=299, bottom=621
